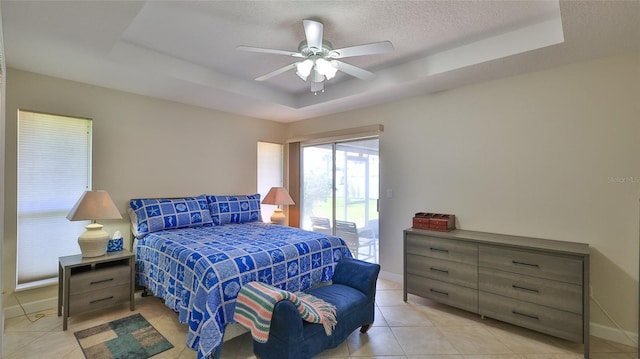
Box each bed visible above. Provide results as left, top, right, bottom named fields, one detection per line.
left=129, top=194, right=352, bottom=359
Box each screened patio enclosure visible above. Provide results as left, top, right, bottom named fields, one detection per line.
left=301, top=138, right=379, bottom=263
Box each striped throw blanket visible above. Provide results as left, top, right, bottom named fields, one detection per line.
left=233, top=281, right=337, bottom=343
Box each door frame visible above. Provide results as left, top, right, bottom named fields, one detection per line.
left=300, top=136, right=379, bottom=262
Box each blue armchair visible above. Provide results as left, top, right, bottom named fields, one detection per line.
left=252, top=257, right=381, bottom=359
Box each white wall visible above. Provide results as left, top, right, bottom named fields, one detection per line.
left=288, top=52, right=640, bottom=339
left=2, top=68, right=286, bottom=313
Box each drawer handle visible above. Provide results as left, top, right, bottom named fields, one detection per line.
left=512, top=284, right=540, bottom=293
left=429, top=267, right=449, bottom=275
left=430, top=247, right=449, bottom=254
left=429, top=288, right=449, bottom=296
left=512, top=260, right=539, bottom=268
left=90, top=296, right=114, bottom=305
left=512, top=310, right=539, bottom=320
left=90, top=278, right=114, bottom=285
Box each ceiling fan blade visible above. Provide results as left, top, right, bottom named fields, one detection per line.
left=236, top=46, right=304, bottom=58
left=330, top=41, right=394, bottom=59
left=255, top=63, right=297, bottom=81
left=333, top=60, right=376, bottom=80
left=303, top=19, right=323, bottom=51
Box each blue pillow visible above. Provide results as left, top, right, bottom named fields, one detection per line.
left=129, top=195, right=213, bottom=237
left=206, top=194, right=262, bottom=225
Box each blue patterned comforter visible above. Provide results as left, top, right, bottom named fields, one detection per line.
left=135, top=222, right=353, bottom=358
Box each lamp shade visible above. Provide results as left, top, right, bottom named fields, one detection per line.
left=66, top=190, right=122, bottom=221
left=262, top=187, right=294, bottom=225
left=66, top=190, right=121, bottom=257
left=261, top=187, right=295, bottom=206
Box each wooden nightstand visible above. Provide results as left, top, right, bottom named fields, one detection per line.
left=58, top=250, right=135, bottom=330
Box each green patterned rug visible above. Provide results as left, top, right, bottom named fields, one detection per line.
left=74, top=313, right=173, bottom=359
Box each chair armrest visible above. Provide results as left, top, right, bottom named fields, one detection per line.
left=252, top=300, right=305, bottom=359
left=331, top=258, right=381, bottom=297
left=269, top=300, right=305, bottom=342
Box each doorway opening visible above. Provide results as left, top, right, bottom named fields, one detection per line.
left=301, top=138, right=379, bottom=263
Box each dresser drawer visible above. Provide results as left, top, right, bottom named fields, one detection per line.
left=69, top=265, right=131, bottom=295
left=407, top=274, right=478, bottom=313
left=407, top=254, right=478, bottom=289
left=68, top=283, right=131, bottom=316
left=406, top=234, right=477, bottom=265
left=479, top=291, right=582, bottom=342
left=479, top=267, right=582, bottom=314
left=479, top=245, right=583, bottom=284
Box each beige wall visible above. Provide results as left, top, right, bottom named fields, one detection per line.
left=3, top=52, right=639, bottom=342
left=2, top=68, right=286, bottom=310
left=288, top=52, right=640, bottom=338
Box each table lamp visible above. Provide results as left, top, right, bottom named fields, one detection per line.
left=66, top=190, right=122, bottom=257
left=262, top=187, right=295, bottom=225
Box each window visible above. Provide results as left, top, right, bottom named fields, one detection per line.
left=257, top=141, right=283, bottom=222
left=17, top=110, right=92, bottom=288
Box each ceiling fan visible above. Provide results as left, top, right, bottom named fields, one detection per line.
left=237, top=19, right=394, bottom=94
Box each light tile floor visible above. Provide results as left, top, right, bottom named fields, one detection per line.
left=2, top=279, right=638, bottom=359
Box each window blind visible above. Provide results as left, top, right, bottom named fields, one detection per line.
left=17, top=110, right=92, bottom=287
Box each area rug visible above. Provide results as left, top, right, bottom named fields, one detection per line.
left=74, top=313, right=173, bottom=359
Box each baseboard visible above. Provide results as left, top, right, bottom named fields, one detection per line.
left=378, top=270, right=402, bottom=284
left=3, top=296, right=57, bottom=319
left=591, top=322, right=638, bottom=348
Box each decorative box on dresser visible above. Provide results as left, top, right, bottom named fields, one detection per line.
left=58, top=250, right=135, bottom=330
left=404, top=228, right=591, bottom=358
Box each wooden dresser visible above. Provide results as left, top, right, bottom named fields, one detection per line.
left=404, top=228, right=590, bottom=358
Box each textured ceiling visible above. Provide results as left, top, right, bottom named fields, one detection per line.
left=1, top=1, right=639, bottom=122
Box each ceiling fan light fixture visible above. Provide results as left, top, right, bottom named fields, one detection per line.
left=310, top=79, right=324, bottom=94
left=316, top=58, right=338, bottom=80
left=312, top=68, right=324, bottom=83
left=296, top=71, right=308, bottom=82
left=295, top=59, right=314, bottom=81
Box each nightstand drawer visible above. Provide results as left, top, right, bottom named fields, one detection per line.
left=69, top=284, right=131, bottom=316
left=407, top=254, right=477, bottom=289
left=479, top=245, right=583, bottom=284
left=69, top=265, right=131, bottom=295
left=406, top=233, right=477, bottom=265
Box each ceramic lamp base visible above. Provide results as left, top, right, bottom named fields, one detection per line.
left=270, top=208, right=286, bottom=225
left=78, top=223, right=109, bottom=257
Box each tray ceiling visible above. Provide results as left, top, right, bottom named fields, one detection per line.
left=1, top=1, right=638, bottom=122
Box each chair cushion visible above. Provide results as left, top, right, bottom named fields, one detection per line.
left=307, top=284, right=368, bottom=318
left=296, top=284, right=370, bottom=352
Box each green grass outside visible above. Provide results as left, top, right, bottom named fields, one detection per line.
left=309, top=198, right=378, bottom=228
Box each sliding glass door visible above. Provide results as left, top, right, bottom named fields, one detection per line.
left=301, top=138, right=379, bottom=263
